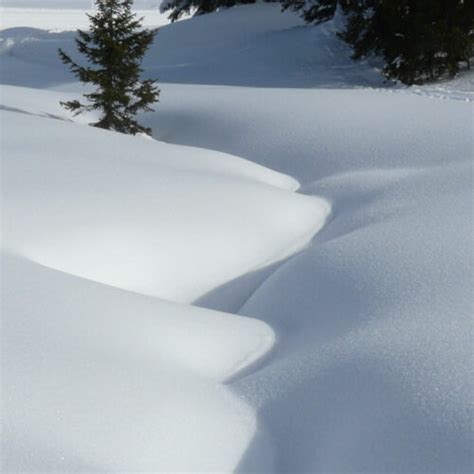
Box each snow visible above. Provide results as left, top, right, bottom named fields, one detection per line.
left=3, top=254, right=274, bottom=472
left=0, top=9, right=170, bottom=31
left=1, top=2, right=473, bottom=473
left=0, top=4, right=171, bottom=31
left=233, top=162, right=474, bottom=472
left=146, top=84, right=473, bottom=182
left=2, top=86, right=328, bottom=303
left=0, top=4, right=383, bottom=88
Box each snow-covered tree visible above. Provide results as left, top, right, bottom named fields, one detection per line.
left=59, top=0, right=160, bottom=135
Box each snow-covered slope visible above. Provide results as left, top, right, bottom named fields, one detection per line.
left=0, top=4, right=384, bottom=88
left=146, top=84, right=473, bottom=182
left=233, top=162, right=473, bottom=472
left=1, top=3, right=473, bottom=473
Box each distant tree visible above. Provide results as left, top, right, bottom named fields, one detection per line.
left=282, top=0, right=474, bottom=84
left=160, top=0, right=276, bottom=22
left=59, top=0, right=160, bottom=135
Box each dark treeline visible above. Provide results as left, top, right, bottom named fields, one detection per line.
left=162, top=0, right=474, bottom=84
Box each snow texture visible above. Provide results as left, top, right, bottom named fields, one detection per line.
left=1, top=3, right=473, bottom=473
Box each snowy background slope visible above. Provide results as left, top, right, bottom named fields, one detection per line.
left=1, top=3, right=473, bottom=473
left=1, top=4, right=383, bottom=88
left=0, top=1, right=167, bottom=30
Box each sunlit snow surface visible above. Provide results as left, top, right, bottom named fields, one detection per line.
left=0, top=8, right=171, bottom=31
left=1, top=3, right=473, bottom=473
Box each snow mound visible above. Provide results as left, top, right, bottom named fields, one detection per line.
left=2, top=91, right=329, bottom=303
left=2, top=253, right=273, bottom=472
left=1, top=84, right=328, bottom=471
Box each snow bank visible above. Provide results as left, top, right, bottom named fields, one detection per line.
left=2, top=253, right=274, bottom=472
left=2, top=92, right=328, bottom=303
left=1, top=83, right=329, bottom=470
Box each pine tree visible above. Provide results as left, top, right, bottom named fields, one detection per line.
left=339, top=0, right=474, bottom=84
left=160, top=0, right=217, bottom=21
left=59, top=0, right=160, bottom=135
left=283, top=0, right=474, bottom=85
left=281, top=0, right=339, bottom=24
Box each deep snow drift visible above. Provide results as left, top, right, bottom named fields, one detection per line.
left=1, top=3, right=473, bottom=473
left=3, top=254, right=274, bottom=472
left=2, top=84, right=328, bottom=471
left=2, top=85, right=329, bottom=303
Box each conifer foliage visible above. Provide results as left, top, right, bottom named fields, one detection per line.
left=59, top=0, right=160, bottom=135
left=282, top=0, right=474, bottom=85
left=281, top=0, right=338, bottom=23
left=160, top=0, right=275, bottom=22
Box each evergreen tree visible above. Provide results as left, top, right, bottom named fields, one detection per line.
left=160, top=0, right=275, bottom=22
left=281, top=0, right=339, bottom=23
left=160, top=0, right=217, bottom=21
left=282, top=0, right=474, bottom=85
left=59, top=0, right=160, bottom=135
left=340, top=0, right=474, bottom=84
